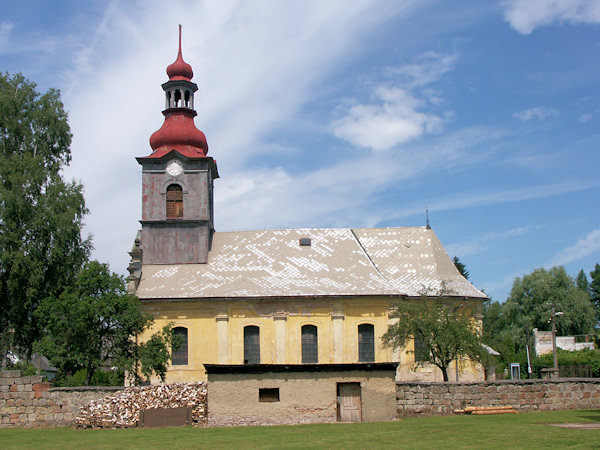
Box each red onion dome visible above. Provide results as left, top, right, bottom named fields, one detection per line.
left=167, top=53, right=193, bottom=81
left=149, top=111, right=208, bottom=156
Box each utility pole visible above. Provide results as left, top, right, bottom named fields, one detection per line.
left=550, top=307, right=564, bottom=376
left=551, top=306, right=558, bottom=371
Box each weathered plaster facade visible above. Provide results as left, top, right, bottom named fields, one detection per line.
left=206, top=364, right=398, bottom=425
left=139, top=297, right=484, bottom=384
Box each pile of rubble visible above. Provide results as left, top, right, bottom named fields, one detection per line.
left=76, top=382, right=207, bottom=428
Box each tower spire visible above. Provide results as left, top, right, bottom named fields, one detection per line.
left=178, top=24, right=182, bottom=57
left=149, top=26, right=208, bottom=158
left=166, top=25, right=193, bottom=81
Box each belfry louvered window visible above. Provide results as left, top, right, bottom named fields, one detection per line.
left=172, top=327, right=188, bottom=365
left=244, top=326, right=260, bottom=364
left=301, top=325, right=318, bottom=363
left=166, top=184, right=183, bottom=219
left=358, top=324, right=375, bottom=362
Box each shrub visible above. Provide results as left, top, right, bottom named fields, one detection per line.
left=52, top=368, right=124, bottom=387
left=532, top=348, right=600, bottom=377
left=5, top=361, right=39, bottom=376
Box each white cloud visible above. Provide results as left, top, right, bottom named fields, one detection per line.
left=579, top=113, right=593, bottom=123
left=513, top=106, right=559, bottom=121
left=389, top=51, right=458, bottom=88
left=0, top=21, right=14, bottom=51
left=502, top=0, right=600, bottom=34
left=0, top=22, right=15, bottom=45
left=331, top=86, right=443, bottom=151
left=330, top=52, right=456, bottom=151
left=446, top=226, right=535, bottom=257
left=550, top=228, right=600, bottom=266
left=0, top=20, right=58, bottom=58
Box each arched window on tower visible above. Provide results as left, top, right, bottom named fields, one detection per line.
left=301, top=325, right=318, bottom=363
left=166, top=184, right=183, bottom=219
left=358, top=324, right=375, bottom=362
left=244, top=326, right=260, bottom=364
left=174, top=89, right=181, bottom=107
left=184, top=90, right=191, bottom=108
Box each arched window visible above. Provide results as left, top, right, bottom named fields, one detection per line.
left=244, top=326, right=260, bottom=364
left=358, top=324, right=375, bottom=362
left=172, top=327, right=188, bottom=365
left=301, top=325, right=318, bottom=363
left=166, top=184, right=183, bottom=219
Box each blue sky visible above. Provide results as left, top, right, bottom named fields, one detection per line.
left=2, top=0, right=599, bottom=302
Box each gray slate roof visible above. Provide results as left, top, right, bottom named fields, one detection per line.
left=136, top=227, right=486, bottom=300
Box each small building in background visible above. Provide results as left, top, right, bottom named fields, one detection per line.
left=533, top=329, right=595, bottom=356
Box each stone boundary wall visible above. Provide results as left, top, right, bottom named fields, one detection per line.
left=0, top=370, right=123, bottom=427
left=396, top=378, right=600, bottom=416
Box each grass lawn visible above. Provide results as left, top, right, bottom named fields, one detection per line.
left=1, top=409, right=600, bottom=449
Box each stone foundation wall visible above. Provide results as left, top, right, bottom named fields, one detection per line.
left=0, top=370, right=122, bottom=427
left=396, top=378, right=600, bottom=416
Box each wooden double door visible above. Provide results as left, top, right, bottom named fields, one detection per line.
left=337, top=382, right=362, bottom=422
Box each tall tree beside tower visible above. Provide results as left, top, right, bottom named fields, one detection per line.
left=0, top=73, right=91, bottom=360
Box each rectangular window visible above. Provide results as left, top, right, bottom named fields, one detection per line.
left=358, top=324, right=375, bottom=362
left=259, top=388, right=279, bottom=402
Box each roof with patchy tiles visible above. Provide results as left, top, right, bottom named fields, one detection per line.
left=135, top=226, right=486, bottom=300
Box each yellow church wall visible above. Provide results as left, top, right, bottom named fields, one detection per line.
left=138, top=296, right=484, bottom=384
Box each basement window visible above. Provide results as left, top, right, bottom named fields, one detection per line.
left=299, top=238, right=311, bottom=246
left=259, top=388, right=280, bottom=402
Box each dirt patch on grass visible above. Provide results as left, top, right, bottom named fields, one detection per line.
left=549, top=423, right=600, bottom=429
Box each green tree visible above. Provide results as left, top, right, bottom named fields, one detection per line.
left=590, top=263, right=600, bottom=316
left=137, top=324, right=181, bottom=385
left=381, top=287, right=484, bottom=382
left=482, top=300, right=519, bottom=374
left=0, top=73, right=91, bottom=360
left=34, top=261, right=175, bottom=386
left=576, top=269, right=590, bottom=294
left=452, top=256, right=469, bottom=279
left=503, top=266, right=595, bottom=352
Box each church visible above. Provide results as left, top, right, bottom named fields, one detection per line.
left=126, top=29, right=488, bottom=393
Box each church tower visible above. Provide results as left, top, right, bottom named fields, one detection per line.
left=135, top=26, right=218, bottom=265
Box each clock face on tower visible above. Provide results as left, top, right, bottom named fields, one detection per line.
left=166, top=160, right=183, bottom=177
